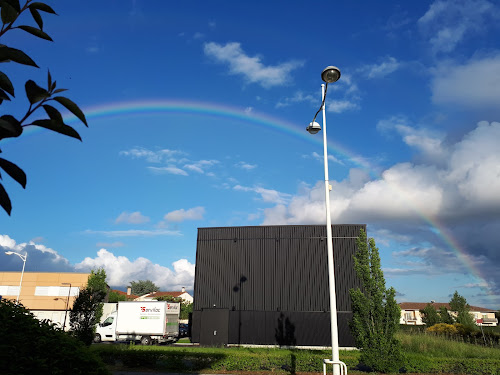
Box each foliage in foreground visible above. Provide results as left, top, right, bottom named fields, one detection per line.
left=0, top=299, right=109, bottom=375
left=349, top=229, right=404, bottom=373
left=0, top=0, right=88, bottom=215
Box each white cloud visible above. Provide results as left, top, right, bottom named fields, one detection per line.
left=204, top=42, right=304, bottom=88
left=327, top=100, right=359, bottom=113
left=360, top=56, right=400, bottom=79
left=377, top=116, right=447, bottom=162
left=183, top=159, right=219, bottom=174
left=418, top=0, right=499, bottom=54
left=148, top=166, right=188, bottom=176
left=276, top=91, right=316, bottom=108
left=75, top=249, right=195, bottom=290
left=96, top=242, right=124, bottom=248
left=431, top=54, right=500, bottom=110
left=233, top=184, right=291, bottom=205
left=235, top=161, right=257, bottom=170
left=120, top=147, right=184, bottom=163
left=261, top=121, right=500, bottom=292
left=164, top=206, right=205, bottom=222
left=115, top=211, right=150, bottom=224
left=84, top=229, right=182, bottom=237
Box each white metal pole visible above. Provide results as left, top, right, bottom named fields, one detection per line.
left=16, top=253, right=27, bottom=303
left=321, top=83, right=340, bottom=375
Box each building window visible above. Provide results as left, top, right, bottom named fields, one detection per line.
left=35, top=286, right=79, bottom=297
left=0, top=285, right=20, bottom=296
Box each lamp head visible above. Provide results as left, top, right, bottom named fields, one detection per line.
left=5, top=251, right=14, bottom=255
left=306, top=121, right=321, bottom=134
left=321, top=66, right=341, bottom=83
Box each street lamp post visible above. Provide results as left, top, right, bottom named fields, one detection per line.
left=5, top=251, right=27, bottom=303
left=306, top=66, right=346, bottom=375
left=62, top=282, right=72, bottom=330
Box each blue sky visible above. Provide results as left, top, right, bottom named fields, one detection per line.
left=1, top=0, right=500, bottom=308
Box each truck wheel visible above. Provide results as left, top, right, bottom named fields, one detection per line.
left=93, top=333, right=101, bottom=343
left=140, top=336, right=151, bottom=345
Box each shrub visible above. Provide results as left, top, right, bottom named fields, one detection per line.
left=0, top=299, right=110, bottom=375
left=427, top=322, right=459, bottom=335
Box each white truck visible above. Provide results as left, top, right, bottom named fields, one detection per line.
left=94, top=301, right=180, bottom=345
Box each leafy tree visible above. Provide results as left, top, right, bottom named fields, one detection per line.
left=0, top=0, right=88, bottom=215
left=439, top=306, right=454, bottom=324
left=130, top=279, right=159, bottom=296
left=449, top=290, right=476, bottom=328
left=156, top=295, right=193, bottom=320
left=0, top=299, right=109, bottom=374
left=349, top=229, right=404, bottom=373
left=108, top=290, right=127, bottom=303
left=420, top=304, right=441, bottom=326
left=69, top=269, right=107, bottom=345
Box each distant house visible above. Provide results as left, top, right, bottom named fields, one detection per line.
left=399, top=302, right=498, bottom=327
left=135, top=287, right=193, bottom=303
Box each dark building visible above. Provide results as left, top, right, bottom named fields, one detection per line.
left=191, top=224, right=365, bottom=347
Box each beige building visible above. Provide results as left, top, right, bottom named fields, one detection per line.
left=0, top=271, right=90, bottom=329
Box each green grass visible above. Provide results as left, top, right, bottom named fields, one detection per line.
left=92, top=332, right=500, bottom=374
left=398, top=331, right=500, bottom=359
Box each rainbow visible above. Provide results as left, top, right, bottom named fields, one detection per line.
left=17, top=99, right=491, bottom=294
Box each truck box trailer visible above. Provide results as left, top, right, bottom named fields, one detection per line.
left=95, top=301, right=180, bottom=344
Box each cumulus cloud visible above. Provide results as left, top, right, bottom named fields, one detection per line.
left=204, top=42, right=303, bottom=88
left=418, top=0, right=499, bottom=54
left=164, top=206, right=205, bottom=222
left=0, top=235, right=73, bottom=272
left=431, top=54, right=500, bottom=110
left=115, top=211, right=150, bottom=224
left=75, top=249, right=195, bottom=291
left=0, top=236, right=195, bottom=291
left=262, top=121, right=500, bottom=295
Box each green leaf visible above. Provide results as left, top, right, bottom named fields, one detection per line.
left=47, top=70, right=52, bottom=89
left=0, top=182, right=12, bottom=215
left=0, top=71, right=14, bottom=96
left=25, top=79, right=48, bottom=104
left=1, top=1, right=18, bottom=24
left=53, top=96, right=87, bottom=126
left=2, top=0, right=20, bottom=12
left=0, top=45, right=38, bottom=67
left=0, top=158, right=26, bottom=188
left=28, top=6, right=43, bottom=29
left=0, top=88, right=10, bottom=100
left=32, top=119, right=82, bottom=140
left=17, top=25, right=53, bottom=41
left=0, top=115, right=22, bottom=139
left=42, top=104, right=63, bottom=122
left=29, top=2, right=56, bottom=14
left=53, top=88, right=67, bottom=94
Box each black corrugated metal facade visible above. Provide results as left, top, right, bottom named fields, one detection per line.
left=191, top=225, right=365, bottom=347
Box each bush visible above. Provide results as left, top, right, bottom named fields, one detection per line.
left=0, top=299, right=110, bottom=375
left=427, top=322, right=459, bottom=335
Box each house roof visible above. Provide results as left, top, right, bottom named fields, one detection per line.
left=399, top=302, right=495, bottom=313
left=110, top=289, right=138, bottom=299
